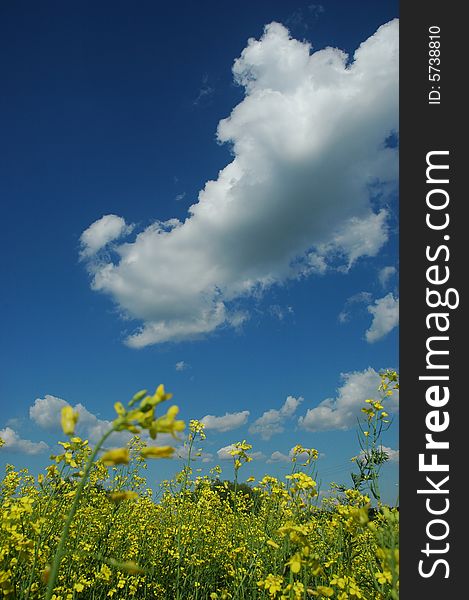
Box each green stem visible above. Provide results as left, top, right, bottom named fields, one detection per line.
left=25, top=464, right=67, bottom=600
left=175, top=435, right=194, bottom=599
left=45, top=427, right=115, bottom=600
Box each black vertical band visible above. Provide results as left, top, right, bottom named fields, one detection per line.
left=400, top=2, right=464, bottom=596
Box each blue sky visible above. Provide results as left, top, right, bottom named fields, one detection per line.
left=0, top=1, right=399, bottom=504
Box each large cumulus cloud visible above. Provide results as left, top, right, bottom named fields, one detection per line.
left=80, top=20, right=399, bottom=347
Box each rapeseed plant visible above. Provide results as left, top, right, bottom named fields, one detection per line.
left=0, top=374, right=399, bottom=599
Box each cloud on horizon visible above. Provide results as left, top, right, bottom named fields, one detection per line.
left=356, top=445, right=399, bottom=463
left=298, top=367, right=399, bottom=432
left=80, top=20, right=399, bottom=347
left=0, top=427, right=49, bottom=455
left=201, top=410, right=250, bottom=433
left=29, top=394, right=132, bottom=446
left=217, top=444, right=265, bottom=461
left=249, top=396, right=303, bottom=440
left=267, top=446, right=324, bottom=463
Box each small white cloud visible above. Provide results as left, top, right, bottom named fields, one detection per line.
left=365, top=293, right=399, bottom=342
left=267, top=450, right=290, bottom=463
left=267, top=446, right=325, bottom=463
left=201, top=411, right=250, bottom=433
left=356, top=445, right=399, bottom=463
left=6, top=417, right=22, bottom=429
left=382, top=446, right=399, bottom=462
left=249, top=396, right=303, bottom=440
left=175, top=192, right=186, bottom=202
left=175, top=445, right=214, bottom=463
left=269, top=305, right=285, bottom=320
left=193, top=74, right=215, bottom=107
left=216, top=444, right=264, bottom=461
left=251, top=451, right=266, bottom=460
left=268, top=304, right=294, bottom=321
left=338, top=310, right=349, bottom=324
left=0, top=427, right=49, bottom=455
left=217, top=444, right=237, bottom=460
left=338, top=291, right=373, bottom=323
left=175, top=361, right=190, bottom=371
left=298, top=368, right=399, bottom=432
left=378, top=266, right=397, bottom=288
left=316, top=210, right=390, bottom=271
left=79, top=214, right=133, bottom=259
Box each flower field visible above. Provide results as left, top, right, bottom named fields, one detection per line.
left=0, top=375, right=399, bottom=600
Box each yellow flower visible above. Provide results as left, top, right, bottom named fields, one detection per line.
left=108, top=491, right=139, bottom=503
left=288, top=552, right=302, bottom=573
left=128, top=389, right=147, bottom=406
left=61, top=405, right=79, bottom=436
left=258, top=574, right=283, bottom=596
left=347, top=580, right=362, bottom=598
left=100, top=448, right=130, bottom=466
left=140, top=445, right=175, bottom=459
left=149, top=405, right=185, bottom=439
left=140, top=384, right=173, bottom=411
left=375, top=570, right=392, bottom=584
left=114, top=402, right=126, bottom=416
left=115, top=560, right=144, bottom=574
left=330, top=575, right=346, bottom=589
left=99, top=564, right=112, bottom=581
left=313, top=586, right=334, bottom=597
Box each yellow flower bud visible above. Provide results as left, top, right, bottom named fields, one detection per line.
left=114, top=402, right=126, bottom=416
left=61, top=405, right=79, bottom=436
left=140, top=445, right=175, bottom=459
left=100, top=448, right=130, bottom=466
left=108, top=491, right=139, bottom=503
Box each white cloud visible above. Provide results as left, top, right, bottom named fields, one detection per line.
left=0, top=427, right=49, bottom=455
left=201, top=411, right=250, bottom=432
left=378, top=266, right=397, bottom=288
left=193, top=75, right=215, bottom=107
left=217, top=444, right=238, bottom=460
left=216, top=444, right=264, bottom=461
left=365, top=293, right=399, bottom=342
left=382, top=446, right=399, bottom=462
left=79, top=214, right=134, bottom=259
left=175, top=445, right=214, bottom=463
left=175, top=360, right=190, bottom=371
left=267, top=450, right=291, bottom=463
left=249, top=396, right=303, bottom=440
left=338, top=291, right=373, bottom=323
left=356, top=445, right=399, bottom=463
left=29, top=394, right=131, bottom=445
left=298, top=367, right=399, bottom=432
left=29, top=394, right=67, bottom=429
left=267, top=446, right=325, bottom=463
left=80, top=20, right=399, bottom=347
left=251, top=451, right=266, bottom=460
